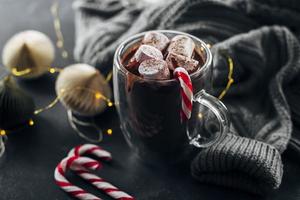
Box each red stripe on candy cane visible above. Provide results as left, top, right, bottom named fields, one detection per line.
left=174, top=67, right=193, bottom=121
left=181, top=90, right=193, bottom=110
left=178, top=72, right=193, bottom=90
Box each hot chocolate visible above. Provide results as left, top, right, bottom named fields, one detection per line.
left=116, top=32, right=208, bottom=163
left=114, top=30, right=229, bottom=165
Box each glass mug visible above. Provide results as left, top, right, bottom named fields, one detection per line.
left=113, top=30, right=229, bottom=163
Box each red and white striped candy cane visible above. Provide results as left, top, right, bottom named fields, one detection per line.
left=174, top=67, right=193, bottom=121
left=68, top=144, right=111, bottom=161
left=54, top=156, right=103, bottom=200
left=68, top=144, right=135, bottom=200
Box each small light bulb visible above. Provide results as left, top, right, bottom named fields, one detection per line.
left=0, top=130, right=6, bottom=136
left=49, top=68, right=56, bottom=73
left=107, top=129, right=113, bottom=135
left=95, top=93, right=102, bottom=99
left=62, top=51, right=68, bottom=58
left=108, top=102, right=113, bottom=107
left=29, top=119, right=34, bottom=126
left=198, top=113, right=203, bottom=119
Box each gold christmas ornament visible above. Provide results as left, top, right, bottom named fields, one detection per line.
left=2, top=30, right=55, bottom=79
left=55, top=64, right=112, bottom=116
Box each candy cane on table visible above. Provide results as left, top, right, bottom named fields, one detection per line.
left=174, top=67, right=193, bottom=121
left=68, top=144, right=135, bottom=200
left=54, top=155, right=103, bottom=200
left=68, top=144, right=111, bottom=161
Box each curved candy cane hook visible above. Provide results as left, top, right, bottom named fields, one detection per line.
left=54, top=156, right=103, bottom=200
left=68, top=144, right=135, bottom=200
left=68, top=144, right=112, bottom=161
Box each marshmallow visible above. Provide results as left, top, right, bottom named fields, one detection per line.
left=142, top=32, right=170, bottom=51
left=130, top=44, right=163, bottom=63
left=167, top=35, right=195, bottom=58
left=166, top=52, right=199, bottom=74
left=138, top=59, right=170, bottom=80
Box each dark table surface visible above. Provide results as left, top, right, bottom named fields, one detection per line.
left=0, top=1, right=300, bottom=200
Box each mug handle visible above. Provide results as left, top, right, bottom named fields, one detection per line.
left=187, top=90, right=230, bottom=148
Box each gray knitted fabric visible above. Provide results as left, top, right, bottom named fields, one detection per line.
left=73, top=0, right=300, bottom=195
left=199, top=25, right=300, bottom=194
left=191, top=133, right=282, bottom=194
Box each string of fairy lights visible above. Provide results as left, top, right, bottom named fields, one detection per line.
left=0, top=0, right=234, bottom=146
left=51, top=0, right=68, bottom=59
left=0, top=1, right=114, bottom=143
left=200, top=44, right=235, bottom=100
left=218, top=51, right=234, bottom=100
left=0, top=65, right=114, bottom=139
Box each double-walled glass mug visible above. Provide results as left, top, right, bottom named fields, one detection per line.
left=113, top=30, right=230, bottom=163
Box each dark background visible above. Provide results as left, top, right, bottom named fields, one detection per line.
left=0, top=1, right=299, bottom=200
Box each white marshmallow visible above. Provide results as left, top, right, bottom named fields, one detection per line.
left=138, top=59, right=170, bottom=80
left=166, top=52, right=199, bottom=74
left=142, top=32, right=170, bottom=51
left=167, top=35, right=195, bottom=58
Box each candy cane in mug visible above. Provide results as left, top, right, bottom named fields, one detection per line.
left=174, top=67, right=193, bottom=121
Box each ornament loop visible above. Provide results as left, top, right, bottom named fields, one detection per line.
left=67, top=110, right=103, bottom=143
